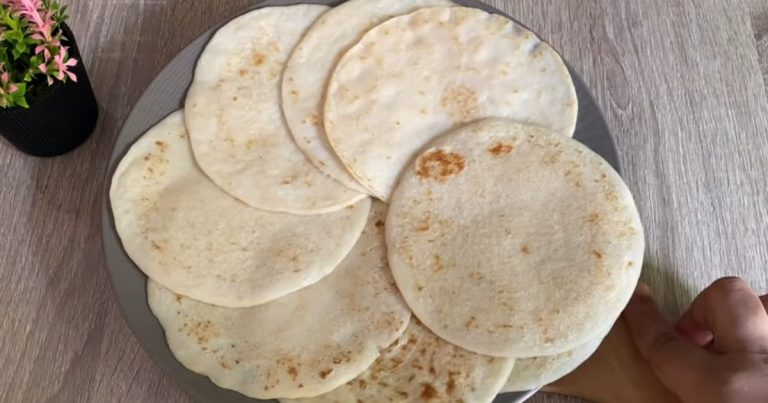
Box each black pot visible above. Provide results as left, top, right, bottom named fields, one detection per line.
left=0, top=24, right=98, bottom=157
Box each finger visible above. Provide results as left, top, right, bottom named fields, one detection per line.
left=623, top=284, right=713, bottom=397
left=678, top=277, right=768, bottom=353
left=761, top=294, right=768, bottom=312
left=675, top=316, right=714, bottom=347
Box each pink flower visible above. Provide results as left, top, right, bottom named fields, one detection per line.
left=15, top=0, right=55, bottom=43
left=0, top=70, right=18, bottom=95
left=53, top=46, right=77, bottom=82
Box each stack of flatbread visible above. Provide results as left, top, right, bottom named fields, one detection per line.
left=110, top=1, right=645, bottom=402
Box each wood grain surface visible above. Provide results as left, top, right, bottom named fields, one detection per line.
left=1, top=0, right=767, bottom=402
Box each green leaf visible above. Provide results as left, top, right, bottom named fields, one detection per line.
left=15, top=95, right=29, bottom=109
left=7, top=30, right=23, bottom=42
left=15, top=40, right=26, bottom=54
left=3, top=14, right=17, bottom=30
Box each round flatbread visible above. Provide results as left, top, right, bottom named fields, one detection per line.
left=282, top=0, right=453, bottom=194
left=503, top=336, right=603, bottom=392
left=324, top=6, right=578, bottom=200
left=110, top=111, right=371, bottom=307
left=386, top=118, right=644, bottom=357
left=185, top=5, right=364, bottom=214
left=147, top=202, right=411, bottom=399
left=282, top=319, right=515, bottom=403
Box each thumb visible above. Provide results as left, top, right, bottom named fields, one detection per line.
left=623, top=284, right=714, bottom=399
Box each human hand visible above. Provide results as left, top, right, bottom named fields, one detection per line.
left=623, top=277, right=768, bottom=403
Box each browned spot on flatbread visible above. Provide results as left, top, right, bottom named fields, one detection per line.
left=441, top=84, right=478, bottom=125
left=415, top=215, right=431, bottom=232
left=287, top=366, right=298, bottom=381
left=604, top=190, right=620, bottom=202
left=306, top=112, right=320, bottom=127
left=174, top=294, right=183, bottom=303
left=594, top=172, right=608, bottom=183
left=586, top=212, right=601, bottom=225
left=238, top=68, right=248, bottom=77
left=488, top=142, right=515, bottom=156
left=151, top=240, right=163, bottom=252
left=592, top=250, right=604, bottom=259
left=187, top=320, right=218, bottom=346
left=543, top=150, right=563, bottom=166
left=318, top=369, right=333, bottom=379
left=375, top=220, right=384, bottom=228
left=433, top=254, right=443, bottom=273
left=520, top=244, right=531, bottom=255
left=252, top=52, right=266, bottom=66
left=416, top=149, right=466, bottom=182
left=420, top=383, right=438, bottom=400
left=154, top=141, right=167, bottom=152
left=281, top=174, right=297, bottom=185
left=447, top=371, right=460, bottom=394
left=465, top=316, right=477, bottom=329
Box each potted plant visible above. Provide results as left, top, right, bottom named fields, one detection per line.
left=0, top=0, right=97, bottom=157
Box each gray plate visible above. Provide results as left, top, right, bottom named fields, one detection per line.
left=101, top=1, right=619, bottom=402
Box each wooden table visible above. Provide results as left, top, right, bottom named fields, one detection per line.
left=1, top=0, right=767, bottom=402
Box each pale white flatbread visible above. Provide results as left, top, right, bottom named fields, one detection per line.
left=503, top=336, right=604, bottom=392
left=147, top=202, right=411, bottom=399
left=387, top=119, right=644, bottom=357
left=110, top=111, right=371, bottom=307
left=282, top=0, right=453, bottom=194
left=324, top=6, right=578, bottom=200
left=185, top=5, right=364, bottom=214
left=282, top=319, right=515, bottom=403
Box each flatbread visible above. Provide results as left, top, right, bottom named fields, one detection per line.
left=324, top=6, right=578, bottom=200
left=147, top=202, right=411, bottom=399
left=503, top=336, right=603, bottom=392
left=386, top=119, right=644, bottom=357
left=110, top=111, right=371, bottom=307
left=282, top=0, right=453, bottom=194
left=282, top=319, right=515, bottom=403
left=185, top=5, right=364, bottom=214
